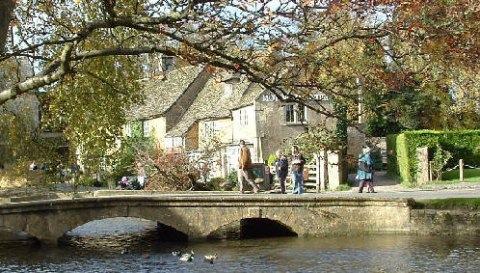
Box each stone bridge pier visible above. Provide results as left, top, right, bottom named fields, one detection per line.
left=0, top=194, right=414, bottom=245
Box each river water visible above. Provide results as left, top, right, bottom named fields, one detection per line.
left=0, top=218, right=479, bottom=273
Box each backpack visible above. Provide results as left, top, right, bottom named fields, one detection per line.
left=278, top=158, right=289, bottom=171
left=358, top=160, right=372, bottom=173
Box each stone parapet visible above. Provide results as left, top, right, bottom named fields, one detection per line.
left=0, top=194, right=413, bottom=245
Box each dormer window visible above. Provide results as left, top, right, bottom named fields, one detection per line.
left=161, top=56, right=175, bottom=72
left=224, top=83, right=233, bottom=97
left=285, top=104, right=306, bottom=124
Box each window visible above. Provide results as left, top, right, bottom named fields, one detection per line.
left=224, top=83, right=233, bottom=98
left=285, top=104, right=306, bottom=124
left=204, top=121, right=218, bottom=138
left=143, top=120, right=151, bottom=137
left=161, top=56, right=174, bottom=72
left=239, top=109, right=249, bottom=126
left=165, top=137, right=183, bottom=149
left=125, top=123, right=132, bottom=137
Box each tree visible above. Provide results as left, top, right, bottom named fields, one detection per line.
left=0, top=0, right=15, bottom=54
left=1, top=0, right=478, bottom=170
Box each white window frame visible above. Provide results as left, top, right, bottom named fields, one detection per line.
left=124, top=123, right=132, bottom=137
left=285, top=104, right=306, bottom=124
left=204, top=121, right=218, bottom=138
left=143, top=120, right=151, bottom=137
left=239, top=109, right=249, bottom=126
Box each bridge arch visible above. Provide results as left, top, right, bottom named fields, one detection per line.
left=48, top=207, right=193, bottom=245
left=57, top=217, right=189, bottom=247
left=0, top=226, right=39, bottom=245
left=207, top=217, right=298, bottom=240
left=0, top=199, right=194, bottom=244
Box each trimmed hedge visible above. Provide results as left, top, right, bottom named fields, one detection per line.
left=387, top=130, right=480, bottom=183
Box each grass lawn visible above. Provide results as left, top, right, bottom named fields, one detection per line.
left=440, top=169, right=480, bottom=183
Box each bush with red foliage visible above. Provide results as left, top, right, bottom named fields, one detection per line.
left=144, top=147, right=200, bottom=191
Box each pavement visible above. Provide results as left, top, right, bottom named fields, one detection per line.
left=335, top=170, right=480, bottom=200
left=1, top=171, right=480, bottom=201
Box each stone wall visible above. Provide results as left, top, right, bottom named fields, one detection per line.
left=410, top=209, right=480, bottom=235
left=256, top=97, right=333, bottom=160
left=347, top=125, right=365, bottom=167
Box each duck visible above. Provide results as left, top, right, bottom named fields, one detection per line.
left=171, top=250, right=182, bottom=257
left=179, top=250, right=194, bottom=262
left=120, top=247, right=129, bottom=255
left=203, top=253, right=217, bottom=264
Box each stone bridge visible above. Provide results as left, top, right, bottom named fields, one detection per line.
left=0, top=192, right=414, bottom=245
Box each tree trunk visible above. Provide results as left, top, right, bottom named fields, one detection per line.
left=0, top=0, right=15, bottom=54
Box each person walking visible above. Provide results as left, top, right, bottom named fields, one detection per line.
left=238, top=140, right=259, bottom=194
left=357, top=145, right=376, bottom=193
left=275, top=150, right=289, bottom=194
left=290, top=145, right=306, bottom=194
left=137, top=163, right=146, bottom=189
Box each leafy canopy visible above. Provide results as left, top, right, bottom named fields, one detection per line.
left=0, top=0, right=478, bottom=168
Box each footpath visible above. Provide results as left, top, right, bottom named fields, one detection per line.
left=337, top=170, right=480, bottom=200
left=1, top=171, right=480, bottom=201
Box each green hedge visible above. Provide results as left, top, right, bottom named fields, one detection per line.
left=387, top=130, right=480, bottom=183
left=386, top=134, right=398, bottom=176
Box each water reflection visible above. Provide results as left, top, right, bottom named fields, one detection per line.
left=1, top=234, right=480, bottom=272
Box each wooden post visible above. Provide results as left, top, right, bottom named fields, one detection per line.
left=321, top=150, right=328, bottom=191
left=459, top=159, right=464, bottom=182
left=318, top=150, right=326, bottom=192
left=315, top=155, right=320, bottom=193
left=428, top=161, right=433, bottom=181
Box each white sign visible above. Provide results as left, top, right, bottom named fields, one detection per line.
left=261, top=92, right=329, bottom=102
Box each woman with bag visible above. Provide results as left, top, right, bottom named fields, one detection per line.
left=357, top=145, right=376, bottom=193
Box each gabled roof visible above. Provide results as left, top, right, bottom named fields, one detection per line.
left=234, top=82, right=265, bottom=110
left=126, top=66, right=203, bottom=120
left=166, top=74, right=251, bottom=137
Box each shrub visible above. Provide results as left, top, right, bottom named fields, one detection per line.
left=335, top=184, right=351, bottom=191
left=267, top=154, right=277, bottom=166
left=207, top=177, right=225, bottom=191
left=227, top=170, right=238, bottom=190
left=111, top=132, right=153, bottom=182
left=145, top=147, right=200, bottom=191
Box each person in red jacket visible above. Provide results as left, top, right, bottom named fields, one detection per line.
left=238, top=140, right=259, bottom=194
